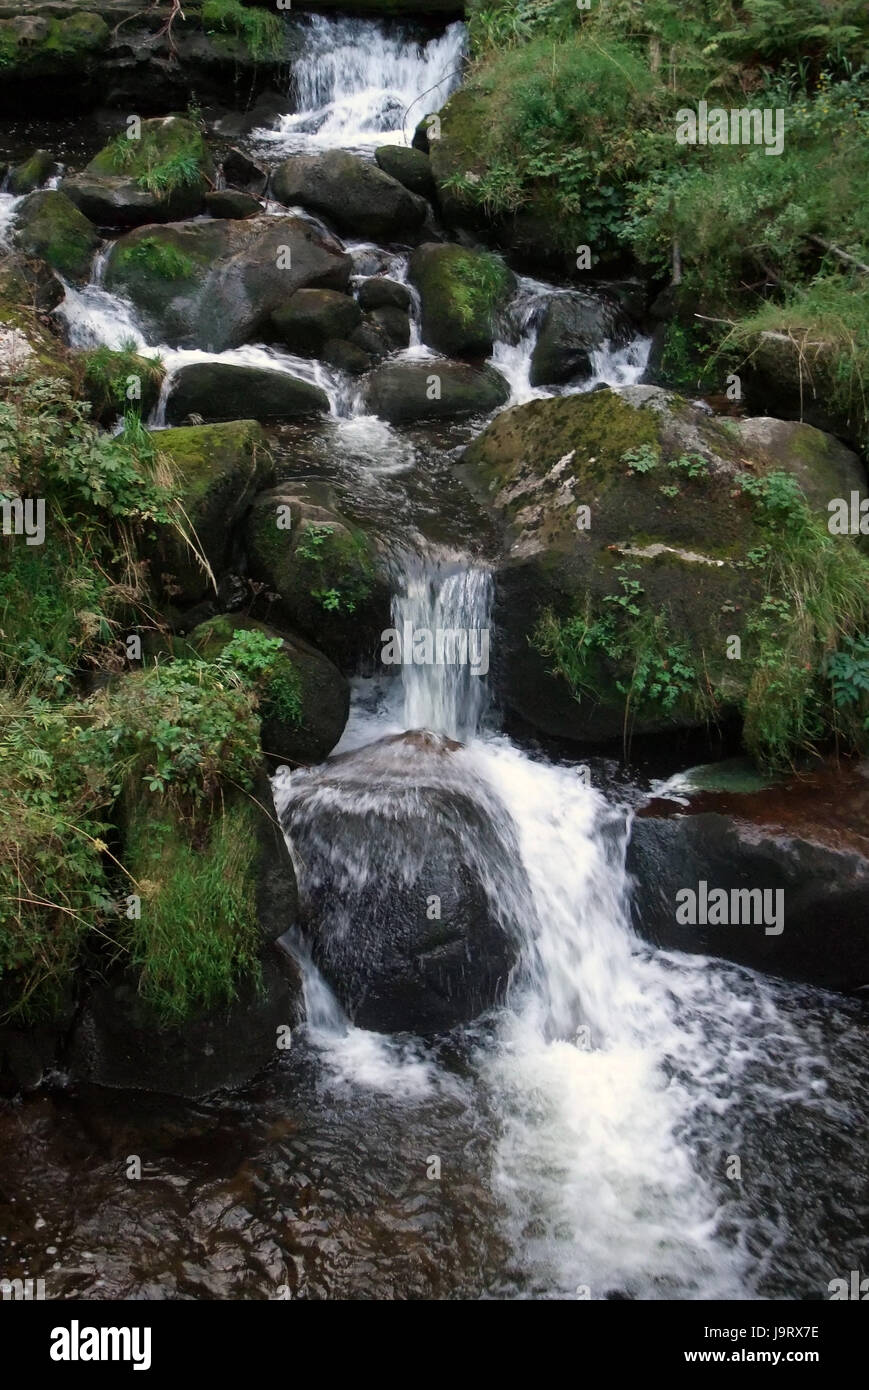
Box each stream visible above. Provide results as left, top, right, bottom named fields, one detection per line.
left=0, top=12, right=867, bottom=1302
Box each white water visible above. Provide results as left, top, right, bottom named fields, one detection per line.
left=255, top=15, right=467, bottom=154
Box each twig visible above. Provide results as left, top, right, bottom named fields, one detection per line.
left=809, top=235, right=869, bottom=275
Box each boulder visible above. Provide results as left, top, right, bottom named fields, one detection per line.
left=0, top=11, right=109, bottom=98
left=62, top=116, right=214, bottom=228
left=78, top=345, right=165, bottom=423
left=7, top=147, right=56, bottom=195
left=165, top=362, right=329, bottom=425
left=279, top=732, right=526, bottom=1034
left=221, top=146, right=268, bottom=196
left=458, top=385, right=869, bottom=745
left=362, top=359, right=509, bottom=423
left=357, top=275, right=412, bottom=312
left=368, top=305, right=410, bottom=350
left=270, top=287, right=362, bottom=356
left=150, top=418, right=274, bottom=604
left=244, top=483, right=389, bottom=668
left=13, top=189, right=99, bottom=284
left=530, top=290, right=632, bottom=387
left=374, top=144, right=436, bottom=200
left=105, top=214, right=351, bottom=350
left=187, top=613, right=350, bottom=765
left=204, top=189, right=260, bottom=219
left=272, top=149, right=427, bottom=242
left=409, top=242, right=515, bottom=359
left=323, top=338, right=372, bottom=375
left=627, top=762, right=869, bottom=992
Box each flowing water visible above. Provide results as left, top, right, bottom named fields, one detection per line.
left=1, top=13, right=867, bottom=1302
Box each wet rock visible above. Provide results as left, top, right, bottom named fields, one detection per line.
left=186, top=613, right=350, bottom=765
left=322, top=337, right=372, bottom=375
left=281, top=733, right=526, bottom=1034
left=244, top=483, right=390, bottom=668
left=149, top=418, right=274, bottom=604
left=362, top=359, right=509, bottom=423
left=7, top=147, right=56, bottom=194
left=221, top=146, right=268, bottom=196
left=165, top=362, right=329, bottom=426
left=62, top=116, right=213, bottom=228
left=530, top=290, right=631, bottom=387
left=272, top=149, right=428, bottom=242
left=204, top=189, right=260, bottom=220
left=374, top=144, right=436, bottom=200
left=357, top=275, right=412, bottom=312
left=409, top=242, right=515, bottom=359
left=270, top=287, right=362, bottom=356
left=13, top=189, right=100, bottom=284
left=105, top=214, right=351, bottom=350
left=369, top=304, right=410, bottom=349
left=627, top=763, right=869, bottom=992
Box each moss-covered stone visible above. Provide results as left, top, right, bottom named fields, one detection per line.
left=374, top=145, right=436, bottom=200
left=150, top=419, right=274, bottom=604
left=77, top=345, right=165, bottom=423
left=409, top=242, right=515, bottom=359
left=0, top=12, right=109, bottom=82
left=13, top=189, right=100, bottom=283
left=460, top=386, right=869, bottom=745
left=7, top=148, right=55, bottom=195
left=62, top=116, right=213, bottom=228
left=187, top=614, right=350, bottom=765
left=244, top=484, right=389, bottom=668
left=0, top=254, right=71, bottom=380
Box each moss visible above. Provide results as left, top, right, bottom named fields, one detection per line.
left=410, top=243, right=514, bottom=356
left=78, top=345, right=165, bottom=423
left=0, top=13, right=109, bottom=79
left=122, top=793, right=262, bottom=1025
left=13, top=190, right=99, bottom=282
left=89, top=116, right=213, bottom=193
left=113, top=237, right=195, bottom=281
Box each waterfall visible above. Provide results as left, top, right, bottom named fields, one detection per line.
left=256, top=15, right=467, bottom=152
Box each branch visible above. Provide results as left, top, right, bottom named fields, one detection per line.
left=809, top=234, right=869, bottom=275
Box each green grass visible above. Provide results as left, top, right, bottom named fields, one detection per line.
left=202, top=0, right=284, bottom=62
left=115, top=237, right=195, bottom=281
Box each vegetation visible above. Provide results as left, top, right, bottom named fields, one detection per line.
left=201, top=0, right=285, bottom=62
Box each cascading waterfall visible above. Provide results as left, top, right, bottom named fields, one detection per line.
left=258, top=15, right=467, bottom=152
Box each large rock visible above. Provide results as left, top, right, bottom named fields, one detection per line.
left=62, top=116, right=214, bottom=228
left=270, top=287, right=361, bottom=356
left=627, top=762, right=869, bottom=992
left=357, top=275, right=411, bottom=312
left=244, top=483, right=389, bottom=668
left=105, top=214, right=351, bottom=350
left=362, top=359, right=509, bottom=422
left=272, top=149, right=427, bottom=242
left=530, top=290, right=632, bottom=387
left=7, top=147, right=56, bottom=194
left=374, top=144, right=436, bottom=200
left=187, top=614, right=350, bottom=766
left=150, top=419, right=274, bottom=604
left=13, top=189, right=100, bottom=284
left=165, top=362, right=329, bottom=425
left=409, top=242, right=515, bottom=359
left=279, top=732, right=527, bottom=1034
left=458, top=385, right=869, bottom=745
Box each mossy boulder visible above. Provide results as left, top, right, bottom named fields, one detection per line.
left=7, top=148, right=56, bottom=195
left=459, top=385, right=869, bottom=745
left=77, top=345, right=165, bottom=423
left=272, top=149, right=428, bottom=242
left=105, top=215, right=351, bottom=350
left=0, top=12, right=109, bottom=86
left=13, top=189, right=100, bottom=284
left=374, top=145, right=436, bottom=200
left=165, top=362, right=329, bottom=425
left=61, top=116, right=214, bottom=228
left=187, top=614, right=350, bottom=765
left=150, top=419, right=274, bottom=604
left=244, top=484, right=390, bottom=668
left=270, top=288, right=362, bottom=357
left=408, top=242, right=515, bottom=359
left=69, top=781, right=303, bottom=1098
left=362, top=359, right=509, bottom=422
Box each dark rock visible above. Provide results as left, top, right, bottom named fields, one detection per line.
left=61, top=116, right=213, bottom=228
left=409, top=242, right=515, bottom=359
left=165, top=362, right=329, bottom=425
left=322, top=337, right=373, bottom=375
left=357, top=275, right=412, bottom=312
left=270, top=287, right=362, bottom=356
left=281, top=732, right=527, bottom=1034
left=375, top=144, right=436, bottom=200
left=530, top=290, right=631, bottom=387
left=369, top=304, right=410, bottom=349
left=204, top=189, right=260, bottom=220
left=221, top=146, right=268, bottom=196
left=8, top=147, right=56, bottom=194
left=272, top=149, right=427, bottom=242
left=13, top=189, right=99, bottom=283
left=362, top=359, right=510, bottom=423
